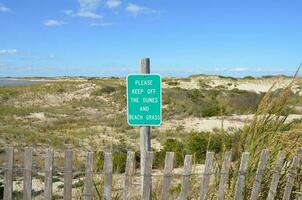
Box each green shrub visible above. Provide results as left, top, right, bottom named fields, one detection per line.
left=113, top=151, right=127, bottom=173
left=94, top=146, right=129, bottom=173
left=166, top=81, right=179, bottom=86
left=184, top=132, right=208, bottom=162
left=243, top=76, right=255, bottom=80
left=198, top=80, right=210, bottom=88
left=92, top=85, right=117, bottom=96
left=154, top=139, right=185, bottom=168
left=155, top=132, right=233, bottom=168
left=56, top=88, right=66, bottom=93
left=185, top=132, right=232, bottom=163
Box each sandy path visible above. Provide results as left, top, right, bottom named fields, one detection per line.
left=159, top=114, right=302, bottom=132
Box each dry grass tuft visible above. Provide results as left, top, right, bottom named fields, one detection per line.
left=232, top=63, right=302, bottom=199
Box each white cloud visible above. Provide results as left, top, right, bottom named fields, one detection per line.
left=44, top=20, right=66, bottom=26
left=230, top=67, right=249, bottom=72
left=78, top=0, right=100, bottom=10
left=126, top=3, right=159, bottom=15
left=64, top=10, right=103, bottom=19
left=90, top=22, right=113, bottom=26
left=0, top=3, right=10, bottom=12
left=106, top=0, right=121, bottom=8
left=126, top=3, right=143, bottom=15
left=0, top=49, right=18, bottom=55
left=76, top=11, right=102, bottom=18
left=65, top=0, right=103, bottom=19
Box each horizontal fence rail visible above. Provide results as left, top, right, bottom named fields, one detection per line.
left=0, top=147, right=302, bottom=199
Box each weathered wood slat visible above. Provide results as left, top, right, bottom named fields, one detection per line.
left=44, top=149, right=53, bottom=200
left=84, top=152, right=93, bottom=200
left=266, top=151, right=287, bottom=200
left=142, top=151, right=153, bottom=200
left=233, top=152, right=249, bottom=200
left=161, top=152, right=174, bottom=200
left=217, top=151, right=232, bottom=200
left=140, top=58, right=151, bottom=196
left=140, top=126, right=151, bottom=195
left=296, top=148, right=302, bottom=200
left=123, top=151, right=136, bottom=200
left=2, top=147, right=302, bottom=200
left=179, top=155, right=193, bottom=200
left=23, top=147, right=33, bottom=200
left=4, top=147, right=14, bottom=200
left=282, top=149, right=302, bottom=200
left=104, top=152, right=113, bottom=200
left=250, top=149, right=270, bottom=200
left=199, top=151, right=214, bottom=200
left=64, top=149, right=73, bottom=200
left=298, top=186, right=302, bottom=200
left=297, top=181, right=302, bottom=200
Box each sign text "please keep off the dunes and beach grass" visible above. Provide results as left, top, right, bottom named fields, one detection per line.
left=127, top=74, right=162, bottom=126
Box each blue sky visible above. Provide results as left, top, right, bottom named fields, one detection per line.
left=0, top=0, right=302, bottom=77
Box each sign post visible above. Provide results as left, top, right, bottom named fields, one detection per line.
left=140, top=58, right=151, bottom=200
left=126, top=58, right=162, bottom=199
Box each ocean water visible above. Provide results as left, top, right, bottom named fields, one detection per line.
left=0, top=78, right=39, bottom=86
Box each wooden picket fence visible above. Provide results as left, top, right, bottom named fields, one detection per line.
left=1, top=147, right=302, bottom=200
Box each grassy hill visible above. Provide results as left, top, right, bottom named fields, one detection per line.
left=0, top=75, right=302, bottom=155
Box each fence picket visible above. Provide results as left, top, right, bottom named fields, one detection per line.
left=4, top=147, right=14, bottom=200
left=23, top=147, right=33, bottom=200
left=282, top=149, right=302, bottom=200
left=250, top=149, right=270, bottom=200
left=2, top=147, right=302, bottom=200
left=298, top=186, right=302, bottom=200
left=179, top=155, right=193, bottom=200
left=234, top=152, right=249, bottom=200
left=123, top=151, right=136, bottom=200
left=84, top=152, right=93, bottom=200
left=199, top=151, right=214, bottom=200
left=44, top=149, right=53, bottom=200
left=161, top=152, right=174, bottom=200
left=64, top=149, right=73, bottom=200
left=142, top=151, right=153, bottom=200
left=266, top=151, right=287, bottom=200
left=296, top=148, right=302, bottom=200
left=104, top=152, right=113, bottom=200
left=217, top=151, right=232, bottom=200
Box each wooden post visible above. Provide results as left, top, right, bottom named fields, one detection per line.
left=142, top=151, right=153, bottom=200
left=217, top=151, right=232, bottom=200
left=161, top=152, right=174, bottom=200
left=199, top=152, right=214, bottom=200
left=104, top=152, right=113, bottom=200
left=266, top=151, right=286, bottom=200
left=179, top=155, right=193, bottom=200
left=282, top=153, right=301, bottom=200
left=64, top=149, right=73, bottom=200
left=296, top=148, right=302, bottom=200
left=4, top=147, right=14, bottom=200
left=233, top=152, right=249, bottom=200
left=140, top=58, right=151, bottom=196
left=23, top=147, right=33, bottom=200
left=250, top=149, right=270, bottom=200
left=44, top=149, right=53, bottom=200
left=123, top=151, right=136, bottom=200
left=298, top=186, right=302, bottom=200
left=84, top=152, right=93, bottom=200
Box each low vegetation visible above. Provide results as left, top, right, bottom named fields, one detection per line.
left=1, top=74, right=302, bottom=199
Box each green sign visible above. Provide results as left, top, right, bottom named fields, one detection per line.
left=127, top=74, right=162, bottom=126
